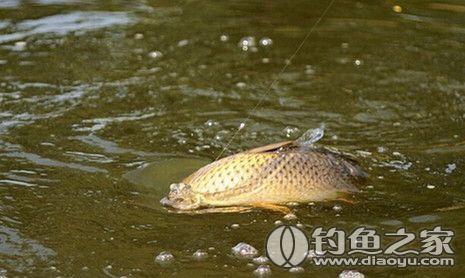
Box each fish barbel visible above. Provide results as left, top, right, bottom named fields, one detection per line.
left=160, top=128, right=365, bottom=213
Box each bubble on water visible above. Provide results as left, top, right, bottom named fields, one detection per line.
left=192, top=249, right=208, bottom=260
left=13, top=41, right=27, bottom=51
left=445, top=163, right=456, bottom=174
left=148, top=51, right=163, bottom=59
left=332, top=204, right=343, bottom=212
left=252, top=256, right=269, bottom=264
left=238, top=122, right=246, bottom=130
left=341, top=42, right=349, bottom=48
left=155, top=251, right=174, bottom=264
left=425, top=167, right=431, bottom=171
left=274, top=220, right=283, bottom=226
left=286, top=201, right=299, bottom=207
left=427, top=184, right=435, bottom=189
left=262, top=58, right=270, bottom=63
left=386, top=160, right=412, bottom=170
left=134, top=33, right=144, bottom=39
left=238, top=36, right=256, bottom=51
left=353, top=59, right=363, bottom=66
left=283, top=126, right=299, bottom=138
left=253, top=265, right=271, bottom=276
left=178, top=39, right=189, bottom=47
left=305, top=65, right=316, bottom=75
left=339, top=270, right=365, bottom=278
left=377, top=146, right=385, bottom=153
left=231, top=223, right=240, bottom=229
left=204, top=119, right=219, bottom=128
left=392, top=151, right=402, bottom=157
left=81, top=266, right=89, bottom=271
left=306, top=250, right=324, bottom=261
left=220, top=34, right=229, bottom=42
left=283, top=213, right=297, bottom=220
left=289, top=266, right=305, bottom=273
left=259, top=37, right=273, bottom=47
left=232, top=242, right=258, bottom=259
left=236, top=82, right=246, bottom=89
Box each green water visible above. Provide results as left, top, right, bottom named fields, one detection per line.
left=0, top=0, right=464, bottom=276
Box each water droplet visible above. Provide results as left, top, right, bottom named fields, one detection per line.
left=354, top=59, right=363, bottom=66
left=220, top=34, right=229, bottom=42
left=253, top=265, right=271, bottom=276
left=259, top=37, right=273, bottom=47
left=231, top=242, right=258, bottom=259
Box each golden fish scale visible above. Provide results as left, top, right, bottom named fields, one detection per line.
left=183, top=149, right=356, bottom=206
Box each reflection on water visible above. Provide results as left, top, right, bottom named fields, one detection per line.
left=0, top=0, right=464, bottom=276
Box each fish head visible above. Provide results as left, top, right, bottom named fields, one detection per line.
left=160, top=183, right=201, bottom=210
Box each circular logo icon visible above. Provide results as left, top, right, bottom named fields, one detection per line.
left=265, top=225, right=309, bottom=268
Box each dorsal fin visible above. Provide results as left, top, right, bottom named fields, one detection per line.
left=245, top=140, right=295, bottom=154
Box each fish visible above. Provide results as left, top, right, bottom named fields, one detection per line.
left=160, top=127, right=366, bottom=213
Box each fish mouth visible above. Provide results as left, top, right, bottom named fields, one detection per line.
left=159, top=196, right=201, bottom=211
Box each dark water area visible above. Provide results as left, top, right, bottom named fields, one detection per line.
left=0, top=0, right=464, bottom=276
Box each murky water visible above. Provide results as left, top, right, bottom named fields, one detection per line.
left=0, top=0, right=464, bottom=276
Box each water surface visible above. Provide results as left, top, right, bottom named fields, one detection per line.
left=0, top=0, right=464, bottom=276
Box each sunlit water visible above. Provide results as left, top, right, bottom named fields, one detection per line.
left=0, top=0, right=464, bottom=276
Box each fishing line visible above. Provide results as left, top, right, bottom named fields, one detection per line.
left=215, top=0, right=337, bottom=161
